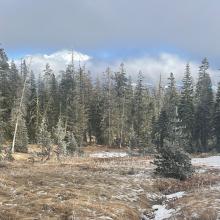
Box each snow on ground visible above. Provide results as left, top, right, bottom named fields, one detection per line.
left=151, top=191, right=185, bottom=220
left=89, top=152, right=128, bottom=158
left=192, top=156, right=220, bottom=169
left=152, top=205, right=175, bottom=220
left=165, top=191, right=185, bottom=200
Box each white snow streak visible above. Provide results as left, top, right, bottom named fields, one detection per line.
left=153, top=205, right=175, bottom=220
left=192, top=156, right=220, bottom=169
left=151, top=191, right=185, bottom=220
left=165, top=191, right=185, bottom=200
left=89, top=152, right=128, bottom=158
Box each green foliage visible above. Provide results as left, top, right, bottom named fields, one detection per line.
left=11, top=100, right=28, bottom=153
left=88, top=77, right=104, bottom=144
left=214, top=82, right=220, bottom=151
left=153, top=72, right=194, bottom=180
left=152, top=110, right=169, bottom=148
left=26, top=71, right=38, bottom=143
left=178, top=64, right=194, bottom=152
left=153, top=140, right=194, bottom=180
left=43, top=64, right=60, bottom=131
left=194, top=58, right=214, bottom=152
left=14, top=115, right=29, bottom=153
left=66, top=131, right=80, bottom=154
left=0, top=47, right=219, bottom=163
left=53, top=116, right=67, bottom=157
left=37, top=117, right=52, bottom=158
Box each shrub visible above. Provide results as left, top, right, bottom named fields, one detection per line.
left=153, top=140, right=194, bottom=180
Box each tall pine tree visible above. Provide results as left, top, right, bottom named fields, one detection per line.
left=214, top=82, right=220, bottom=151
left=194, top=58, right=213, bottom=152
left=178, top=64, right=195, bottom=152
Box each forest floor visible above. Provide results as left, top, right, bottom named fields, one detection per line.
left=0, top=146, right=220, bottom=220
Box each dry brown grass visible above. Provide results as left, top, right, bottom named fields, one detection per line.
left=167, top=188, right=220, bottom=220
left=0, top=154, right=154, bottom=220
left=154, top=172, right=220, bottom=195
left=1, top=148, right=220, bottom=219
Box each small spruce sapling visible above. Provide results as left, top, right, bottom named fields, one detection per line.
left=37, top=117, right=52, bottom=160
left=53, top=116, right=66, bottom=160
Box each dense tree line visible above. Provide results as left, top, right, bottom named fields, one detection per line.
left=0, top=47, right=219, bottom=157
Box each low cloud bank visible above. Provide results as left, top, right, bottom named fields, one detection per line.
left=15, top=50, right=219, bottom=85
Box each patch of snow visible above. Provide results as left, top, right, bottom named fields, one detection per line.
left=37, top=191, right=47, bottom=195
left=98, top=217, right=113, bottom=220
left=147, top=192, right=162, bottom=201
left=195, top=168, right=207, bottom=174
left=166, top=191, right=185, bottom=200
left=192, top=156, right=220, bottom=169
left=90, top=152, right=128, bottom=158
left=152, top=205, right=175, bottom=220
left=150, top=191, right=186, bottom=220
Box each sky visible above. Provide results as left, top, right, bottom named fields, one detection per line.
left=1, top=0, right=220, bottom=84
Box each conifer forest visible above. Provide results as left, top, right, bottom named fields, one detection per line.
left=1, top=48, right=219, bottom=155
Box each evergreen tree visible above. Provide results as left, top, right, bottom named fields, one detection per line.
left=133, top=72, right=145, bottom=143
left=114, top=63, right=128, bottom=147
left=26, top=71, right=38, bottom=142
left=59, top=64, right=75, bottom=116
left=88, top=77, right=104, bottom=144
left=153, top=139, right=194, bottom=180
left=154, top=74, right=164, bottom=118
left=66, top=131, right=80, bottom=155
left=53, top=116, right=67, bottom=159
left=178, top=64, right=194, bottom=152
left=43, top=64, right=59, bottom=131
left=164, top=72, right=178, bottom=119
left=194, top=58, right=214, bottom=152
left=0, top=48, right=11, bottom=130
left=9, top=61, right=22, bottom=100
left=214, top=82, right=220, bottom=151
left=153, top=72, right=194, bottom=180
left=14, top=115, right=28, bottom=153
left=11, top=102, right=28, bottom=153
left=66, top=65, right=88, bottom=147
left=21, top=60, right=28, bottom=81
left=153, top=73, right=178, bottom=148
left=133, top=72, right=154, bottom=150
left=37, top=116, right=52, bottom=160
left=152, top=110, right=169, bottom=148
left=0, top=92, right=5, bottom=154
left=101, top=67, right=116, bottom=146
left=48, top=72, right=59, bottom=131
left=124, top=76, right=135, bottom=146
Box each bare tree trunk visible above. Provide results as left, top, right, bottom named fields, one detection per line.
left=108, top=69, right=111, bottom=147
left=11, top=58, right=31, bottom=153
left=119, top=96, right=125, bottom=148
left=11, top=77, right=28, bottom=153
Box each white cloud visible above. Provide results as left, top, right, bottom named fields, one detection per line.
left=15, top=50, right=91, bottom=74
left=88, top=53, right=218, bottom=85
left=16, top=50, right=219, bottom=86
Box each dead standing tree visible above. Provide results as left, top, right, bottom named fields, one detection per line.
left=11, top=57, right=32, bottom=153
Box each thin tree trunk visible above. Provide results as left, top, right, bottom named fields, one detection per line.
left=108, top=69, right=111, bottom=147
left=12, top=77, right=28, bottom=153
left=119, top=96, right=125, bottom=148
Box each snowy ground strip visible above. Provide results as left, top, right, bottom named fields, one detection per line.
left=89, top=151, right=128, bottom=158
left=192, top=156, right=220, bottom=169
left=142, top=192, right=186, bottom=220
left=154, top=192, right=185, bottom=220
left=152, top=204, right=175, bottom=220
